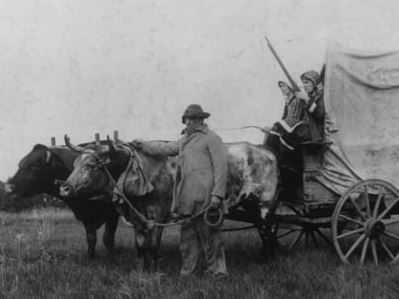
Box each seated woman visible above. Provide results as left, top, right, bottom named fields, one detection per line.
left=299, top=69, right=362, bottom=195
left=264, top=81, right=310, bottom=165
left=299, top=70, right=325, bottom=143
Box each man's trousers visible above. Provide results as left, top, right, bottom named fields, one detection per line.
left=179, top=216, right=227, bottom=276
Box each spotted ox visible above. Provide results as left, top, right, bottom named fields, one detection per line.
left=60, top=138, right=278, bottom=270
left=224, top=142, right=278, bottom=251
left=225, top=142, right=278, bottom=211
left=6, top=144, right=119, bottom=260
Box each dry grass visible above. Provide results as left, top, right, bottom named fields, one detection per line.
left=1, top=209, right=399, bottom=299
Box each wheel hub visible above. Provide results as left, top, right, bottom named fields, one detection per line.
left=366, top=219, right=385, bottom=238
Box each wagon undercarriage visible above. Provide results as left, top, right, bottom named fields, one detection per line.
left=262, top=174, right=399, bottom=265
left=243, top=134, right=399, bottom=266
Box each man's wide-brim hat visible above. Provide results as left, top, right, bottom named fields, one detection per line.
left=182, top=104, right=211, bottom=123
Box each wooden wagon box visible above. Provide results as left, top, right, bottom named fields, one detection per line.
left=303, top=172, right=339, bottom=204
left=301, top=142, right=339, bottom=204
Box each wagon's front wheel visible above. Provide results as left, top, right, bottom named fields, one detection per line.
left=332, top=179, right=399, bottom=265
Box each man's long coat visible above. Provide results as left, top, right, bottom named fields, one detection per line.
left=140, top=124, right=228, bottom=215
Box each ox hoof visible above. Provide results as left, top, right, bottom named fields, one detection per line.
left=87, top=254, right=96, bottom=262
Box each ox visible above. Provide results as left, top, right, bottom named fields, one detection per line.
left=6, top=144, right=119, bottom=260
left=60, top=138, right=173, bottom=271
left=60, top=138, right=278, bottom=270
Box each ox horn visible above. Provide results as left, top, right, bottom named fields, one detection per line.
left=107, top=135, right=116, bottom=152
left=64, top=135, right=85, bottom=153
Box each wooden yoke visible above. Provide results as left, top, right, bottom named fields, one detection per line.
left=113, top=130, right=119, bottom=142
left=95, top=133, right=100, bottom=145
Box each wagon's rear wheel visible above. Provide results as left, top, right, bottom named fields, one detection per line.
left=332, top=179, right=399, bottom=265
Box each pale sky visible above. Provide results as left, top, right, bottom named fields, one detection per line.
left=1, top=0, right=399, bottom=180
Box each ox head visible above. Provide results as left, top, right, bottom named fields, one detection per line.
left=60, top=135, right=127, bottom=197
left=7, top=144, right=74, bottom=197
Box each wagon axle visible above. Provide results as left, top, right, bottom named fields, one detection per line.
left=365, top=219, right=385, bottom=239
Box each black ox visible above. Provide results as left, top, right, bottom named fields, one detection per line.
left=6, top=143, right=119, bottom=260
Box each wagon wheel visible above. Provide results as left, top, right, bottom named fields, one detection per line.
left=276, top=205, right=332, bottom=251
left=332, top=179, right=399, bottom=265
left=259, top=222, right=307, bottom=253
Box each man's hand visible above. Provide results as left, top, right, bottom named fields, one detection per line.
left=170, top=212, right=180, bottom=221
left=261, top=126, right=271, bottom=134
left=210, top=195, right=222, bottom=208
left=295, top=91, right=309, bottom=103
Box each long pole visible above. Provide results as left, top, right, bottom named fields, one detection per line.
left=264, top=36, right=300, bottom=92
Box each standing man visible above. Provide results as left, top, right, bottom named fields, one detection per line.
left=132, top=104, right=228, bottom=278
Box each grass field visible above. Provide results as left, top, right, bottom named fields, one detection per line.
left=1, top=209, right=399, bottom=299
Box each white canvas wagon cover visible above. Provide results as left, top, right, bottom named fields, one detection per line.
left=319, top=43, right=399, bottom=192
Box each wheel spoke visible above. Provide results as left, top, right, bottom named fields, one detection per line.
left=363, top=185, right=371, bottom=217
left=350, top=196, right=366, bottom=221
left=373, top=186, right=385, bottom=218
left=383, top=217, right=399, bottom=226
left=383, top=231, right=399, bottom=241
left=310, top=231, right=318, bottom=248
left=305, top=231, right=310, bottom=248
left=360, top=236, right=370, bottom=265
left=371, top=239, right=378, bottom=265
left=339, top=214, right=365, bottom=226
left=272, top=222, right=279, bottom=234
left=288, top=205, right=302, bottom=216
left=377, top=197, right=399, bottom=221
left=288, top=230, right=304, bottom=251
left=337, top=227, right=364, bottom=240
left=276, top=229, right=299, bottom=239
left=345, top=234, right=366, bottom=260
left=315, top=228, right=333, bottom=247
left=378, top=238, right=395, bottom=260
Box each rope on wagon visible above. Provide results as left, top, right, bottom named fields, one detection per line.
left=216, top=125, right=270, bottom=134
